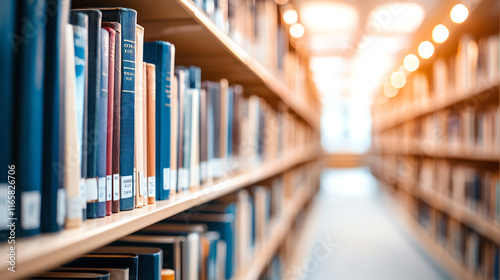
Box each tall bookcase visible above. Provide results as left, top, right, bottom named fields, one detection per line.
left=370, top=0, right=499, bottom=279
left=0, top=0, right=322, bottom=279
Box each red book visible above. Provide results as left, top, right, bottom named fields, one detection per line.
left=103, top=26, right=116, bottom=216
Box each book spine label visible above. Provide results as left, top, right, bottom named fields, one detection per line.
left=98, top=177, right=106, bottom=203
left=170, top=170, right=177, bottom=193
left=200, top=161, right=208, bottom=182
left=21, top=191, right=41, bottom=230
left=148, top=176, right=156, bottom=198
left=113, top=174, right=120, bottom=201
left=66, top=194, right=81, bottom=220
left=121, top=175, right=133, bottom=199
left=106, top=175, right=112, bottom=201
left=163, top=168, right=171, bottom=191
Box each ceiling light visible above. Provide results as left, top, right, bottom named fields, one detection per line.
left=366, top=2, right=425, bottom=35
left=418, top=41, right=434, bottom=59
left=290, top=23, right=305, bottom=38
left=432, top=24, right=449, bottom=43
left=450, top=4, right=468, bottom=23
left=403, top=54, right=419, bottom=71
left=390, top=71, right=406, bottom=88
left=283, top=8, right=298, bottom=25
left=300, top=2, right=358, bottom=34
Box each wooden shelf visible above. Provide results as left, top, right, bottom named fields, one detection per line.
left=235, top=179, right=318, bottom=280
left=381, top=191, right=480, bottom=280
left=72, top=0, right=320, bottom=132
left=375, top=79, right=499, bottom=132
left=0, top=145, right=321, bottom=280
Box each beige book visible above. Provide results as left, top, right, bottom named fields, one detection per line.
left=134, top=25, right=145, bottom=208
left=64, top=24, right=82, bottom=228
left=142, top=61, right=148, bottom=206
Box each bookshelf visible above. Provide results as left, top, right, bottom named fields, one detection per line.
left=370, top=0, right=500, bottom=278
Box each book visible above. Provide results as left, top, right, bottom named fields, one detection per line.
left=14, top=0, right=47, bottom=237
left=93, top=246, right=162, bottom=280
left=142, top=61, right=148, bottom=206
left=41, top=0, right=70, bottom=233
left=176, top=69, right=188, bottom=192
left=199, top=88, right=208, bottom=185
left=31, top=271, right=110, bottom=279
left=101, top=22, right=122, bottom=214
left=146, top=63, right=156, bottom=204
left=64, top=254, right=139, bottom=280
left=54, top=267, right=129, bottom=280
left=171, top=74, right=179, bottom=195
left=0, top=0, right=16, bottom=240
left=134, top=25, right=145, bottom=208
left=63, top=23, right=83, bottom=228
left=97, top=28, right=110, bottom=218
left=143, top=41, right=176, bottom=200
left=102, top=26, right=116, bottom=216
left=188, top=67, right=201, bottom=189
left=98, top=8, right=137, bottom=211
left=114, top=235, right=183, bottom=280
left=70, top=11, right=89, bottom=221
left=72, top=9, right=102, bottom=219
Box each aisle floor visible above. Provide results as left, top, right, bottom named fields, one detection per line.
left=291, top=168, right=451, bottom=280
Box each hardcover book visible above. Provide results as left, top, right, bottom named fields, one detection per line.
left=64, top=254, right=139, bottom=280
left=146, top=63, right=156, bottom=204
left=134, top=25, right=145, bottom=208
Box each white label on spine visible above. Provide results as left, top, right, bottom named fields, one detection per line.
left=179, top=168, right=189, bottom=191
left=56, top=188, right=66, bottom=226
left=163, top=168, right=170, bottom=190
left=121, top=175, right=133, bottom=199
left=98, top=177, right=106, bottom=202
left=86, top=178, right=98, bottom=201
left=80, top=179, right=86, bottom=209
left=66, top=195, right=81, bottom=219
left=200, top=161, right=207, bottom=182
left=0, top=184, right=8, bottom=229
left=106, top=175, right=112, bottom=201
left=139, top=170, right=146, bottom=197
left=21, top=191, right=41, bottom=230
left=170, top=170, right=177, bottom=192
left=148, top=176, right=156, bottom=197
left=113, top=174, right=120, bottom=201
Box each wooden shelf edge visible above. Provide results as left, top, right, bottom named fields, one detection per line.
left=370, top=146, right=500, bottom=162
left=234, top=180, right=317, bottom=280
left=374, top=79, right=499, bottom=132
left=0, top=146, right=321, bottom=280
left=381, top=191, right=480, bottom=280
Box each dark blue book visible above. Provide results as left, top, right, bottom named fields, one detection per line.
left=0, top=0, right=17, bottom=240
left=93, top=246, right=163, bottom=280
left=97, top=28, right=109, bottom=218
left=143, top=41, right=175, bottom=201
left=64, top=254, right=139, bottom=280
left=13, top=0, right=47, bottom=238
left=70, top=12, right=89, bottom=221
left=98, top=8, right=137, bottom=211
left=41, top=0, right=70, bottom=233
left=72, top=9, right=102, bottom=219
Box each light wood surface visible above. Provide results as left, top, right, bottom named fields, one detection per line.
left=0, top=145, right=320, bottom=280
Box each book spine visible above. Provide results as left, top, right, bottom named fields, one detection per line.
left=104, top=27, right=116, bottom=216
left=41, top=0, right=70, bottom=233
left=14, top=0, right=46, bottom=237
left=0, top=0, right=16, bottom=240
left=176, top=70, right=186, bottom=192
left=146, top=63, right=156, bottom=204
left=64, top=24, right=83, bottom=228
left=142, top=61, right=148, bottom=206
left=170, top=74, right=178, bottom=196
left=97, top=28, right=109, bottom=218
left=112, top=27, right=122, bottom=213
left=134, top=25, right=144, bottom=208
left=199, top=88, right=208, bottom=185
left=70, top=12, right=89, bottom=221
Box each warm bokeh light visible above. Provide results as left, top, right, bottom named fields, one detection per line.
left=418, top=41, right=434, bottom=59
left=403, top=54, right=419, bottom=72
left=383, top=81, right=398, bottom=98
left=290, top=23, right=305, bottom=38
left=390, top=71, right=406, bottom=89
left=366, top=2, right=425, bottom=35
left=300, top=2, right=358, bottom=33
left=450, top=4, right=469, bottom=23
left=432, top=24, right=449, bottom=43
left=283, top=8, right=298, bottom=25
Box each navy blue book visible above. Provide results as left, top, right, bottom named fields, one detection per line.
left=72, top=9, right=102, bottom=219
left=97, top=28, right=110, bottom=218
left=13, top=0, right=47, bottom=238
left=0, top=0, right=17, bottom=240
left=41, top=0, right=70, bottom=233
left=98, top=8, right=137, bottom=211
left=70, top=11, right=89, bottom=221
left=64, top=254, right=139, bottom=280
left=143, top=41, right=175, bottom=201
left=93, top=246, right=163, bottom=280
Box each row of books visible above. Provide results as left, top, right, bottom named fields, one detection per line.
left=373, top=103, right=500, bottom=155
left=0, top=2, right=313, bottom=239
left=417, top=201, right=500, bottom=279
left=27, top=163, right=318, bottom=280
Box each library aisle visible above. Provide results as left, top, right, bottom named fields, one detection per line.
left=292, top=168, right=449, bottom=280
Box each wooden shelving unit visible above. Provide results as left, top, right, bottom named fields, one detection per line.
left=0, top=145, right=321, bottom=280
left=73, top=0, right=321, bottom=131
